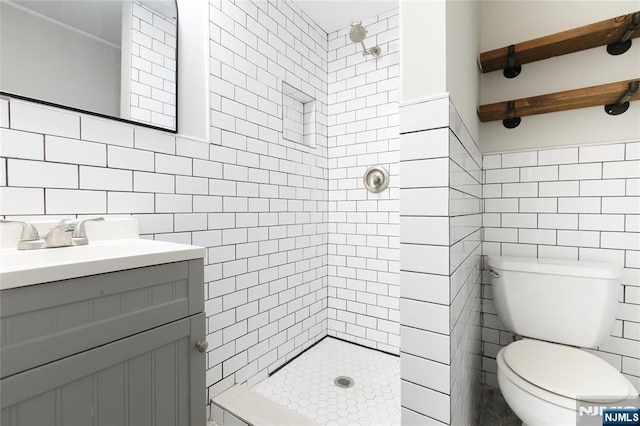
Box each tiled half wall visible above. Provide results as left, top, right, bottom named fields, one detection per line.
left=399, top=96, right=483, bottom=425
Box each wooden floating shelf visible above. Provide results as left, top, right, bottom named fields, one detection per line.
left=479, top=11, right=640, bottom=74
left=478, top=78, right=640, bottom=123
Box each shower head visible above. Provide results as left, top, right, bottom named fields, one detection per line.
left=348, top=21, right=381, bottom=58
left=349, top=22, right=367, bottom=43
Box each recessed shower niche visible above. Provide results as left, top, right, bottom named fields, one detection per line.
left=282, top=82, right=317, bottom=148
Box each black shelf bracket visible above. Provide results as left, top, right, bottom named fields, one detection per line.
left=503, top=45, right=522, bottom=78
left=607, top=11, right=640, bottom=55
left=503, top=101, right=521, bottom=128
left=605, top=81, right=639, bottom=115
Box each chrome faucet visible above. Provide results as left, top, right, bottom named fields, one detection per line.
left=42, top=219, right=77, bottom=248
left=0, top=219, right=42, bottom=250
left=1, top=217, right=104, bottom=250
left=73, top=217, right=105, bottom=245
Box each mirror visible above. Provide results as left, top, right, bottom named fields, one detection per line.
left=0, top=0, right=178, bottom=132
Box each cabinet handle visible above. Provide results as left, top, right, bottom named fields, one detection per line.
left=195, top=340, right=208, bottom=353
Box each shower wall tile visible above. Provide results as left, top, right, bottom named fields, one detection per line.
left=327, top=10, right=400, bottom=354
left=481, top=140, right=640, bottom=391
left=2, top=0, right=330, bottom=402
left=399, top=98, right=482, bottom=425
left=202, top=0, right=330, bottom=399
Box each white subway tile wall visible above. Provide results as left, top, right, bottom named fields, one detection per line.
left=9, top=100, right=80, bottom=138
left=5, top=1, right=638, bottom=423
left=1, top=0, right=331, bottom=402
left=327, top=9, right=401, bottom=354
left=205, top=0, right=329, bottom=397
left=129, top=1, right=177, bottom=129
left=282, top=82, right=317, bottom=147
left=399, top=97, right=482, bottom=425
left=481, top=141, right=640, bottom=392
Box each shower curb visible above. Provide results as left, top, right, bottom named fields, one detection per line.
left=211, top=384, right=316, bottom=426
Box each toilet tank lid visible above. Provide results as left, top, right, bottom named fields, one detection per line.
left=503, top=340, right=631, bottom=403
left=486, top=256, right=622, bottom=279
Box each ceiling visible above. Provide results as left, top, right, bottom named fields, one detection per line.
left=295, top=0, right=398, bottom=33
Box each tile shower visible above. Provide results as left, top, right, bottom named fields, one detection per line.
left=326, top=9, right=400, bottom=356
left=1, top=1, right=639, bottom=426
left=205, top=0, right=330, bottom=396
left=252, top=338, right=400, bottom=425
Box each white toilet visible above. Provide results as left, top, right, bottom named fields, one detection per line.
left=486, top=255, right=638, bottom=426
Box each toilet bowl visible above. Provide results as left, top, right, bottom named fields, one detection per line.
left=496, top=339, right=637, bottom=426
left=486, top=256, right=639, bottom=426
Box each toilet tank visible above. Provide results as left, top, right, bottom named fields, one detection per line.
left=486, top=256, right=622, bottom=348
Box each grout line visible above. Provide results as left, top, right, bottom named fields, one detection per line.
left=268, top=334, right=329, bottom=376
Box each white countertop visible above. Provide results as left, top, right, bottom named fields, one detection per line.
left=0, top=217, right=205, bottom=290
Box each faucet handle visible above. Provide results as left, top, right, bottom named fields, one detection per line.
left=55, top=219, right=77, bottom=230
left=0, top=219, right=40, bottom=241
left=41, top=219, right=77, bottom=249
left=73, top=217, right=105, bottom=245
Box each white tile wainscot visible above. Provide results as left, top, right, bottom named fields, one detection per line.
left=1, top=76, right=329, bottom=406
left=481, top=140, right=640, bottom=392
left=399, top=96, right=482, bottom=425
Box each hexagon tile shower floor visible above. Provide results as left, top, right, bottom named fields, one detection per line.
left=252, top=337, right=401, bottom=425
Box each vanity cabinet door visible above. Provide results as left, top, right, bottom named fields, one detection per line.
left=1, top=259, right=204, bottom=378
left=0, top=313, right=206, bottom=426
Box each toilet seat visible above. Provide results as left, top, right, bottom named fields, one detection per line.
left=503, top=340, right=630, bottom=403
left=497, top=340, right=635, bottom=410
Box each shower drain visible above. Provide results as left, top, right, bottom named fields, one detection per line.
left=334, top=376, right=354, bottom=388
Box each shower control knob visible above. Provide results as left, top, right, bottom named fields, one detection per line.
left=195, top=340, right=208, bottom=353
left=363, top=165, right=390, bottom=193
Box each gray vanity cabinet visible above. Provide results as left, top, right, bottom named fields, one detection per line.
left=0, top=259, right=206, bottom=426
